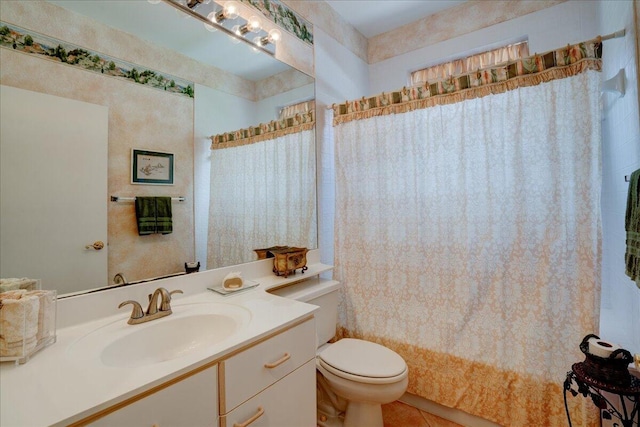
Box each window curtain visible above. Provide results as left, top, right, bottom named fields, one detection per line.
left=207, top=129, right=317, bottom=269
left=411, top=41, right=529, bottom=84
left=332, top=70, right=601, bottom=426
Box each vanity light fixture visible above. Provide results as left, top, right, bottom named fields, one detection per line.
left=204, top=2, right=240, bottom=32
left=254, top=28, right=282, bottom=47
left=204, top=11, right=218, bottom=32
left=232, top=15, right=262, bottom=36
left=164, top=0, right=278, bottom=56
left=185, top=0, right=212, bottom=8
left=211, top=1, right=240, bottom=24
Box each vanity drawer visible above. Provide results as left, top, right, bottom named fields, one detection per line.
left=220, top=359, right=316, bottom=427
left=221, top=317, right=315, bottom=413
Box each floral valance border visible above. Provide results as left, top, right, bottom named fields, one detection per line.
left=210, top=110, right=315, bottom=149
left=332, top=38, right=603, bottom=126
left=240, top=0, right=313, bottom=45
left=0, top=21, right=195, bottom=98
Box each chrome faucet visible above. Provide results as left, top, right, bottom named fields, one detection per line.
left=118, top=287, right=183, bottom=325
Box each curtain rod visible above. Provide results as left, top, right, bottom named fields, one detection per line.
left=324, top=30, right=625, bottom=111
left=601, top=29, right=626, bottom=41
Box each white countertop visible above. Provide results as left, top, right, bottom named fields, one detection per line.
left=0, top=284, right=319, bottom=426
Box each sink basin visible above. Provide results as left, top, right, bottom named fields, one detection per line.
left=68, top=303, right=251, bottom=368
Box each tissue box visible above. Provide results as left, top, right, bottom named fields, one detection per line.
left=0, top=289, right=57, bottom=365
left=269, top=247, right=309, bottom=278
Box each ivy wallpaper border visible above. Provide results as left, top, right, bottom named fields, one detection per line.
left=0, top=21, right=195, bottom=98
left=240, top=0, right=313, bottom=45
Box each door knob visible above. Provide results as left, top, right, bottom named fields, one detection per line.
left=85, top=241, right=105, bottom=250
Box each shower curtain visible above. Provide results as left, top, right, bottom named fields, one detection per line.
left=333, top=70, right=601, bottom=426
left=207, top=128, right=317, bottom=269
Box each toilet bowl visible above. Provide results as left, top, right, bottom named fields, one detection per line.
left=269, top=279, right=408, bottom=427
left=316, top=338, right=408, bottom=427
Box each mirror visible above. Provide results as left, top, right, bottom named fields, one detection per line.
left=0, top=0, right=316, bottom=296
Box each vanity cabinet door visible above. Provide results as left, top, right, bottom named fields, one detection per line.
left=88, top=365, right=218, bottom=427
left=220, top=360, right=316, bottom=427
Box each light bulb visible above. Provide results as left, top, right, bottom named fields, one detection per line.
left=268, top=28, right=282, bottom=44
left=223, top=1, right=239, bottom=20
left=204, top=11, right=218, bottom=32
left=147, top=0, right=161, bottom=4
left=246, top=16, right=261, bottom=33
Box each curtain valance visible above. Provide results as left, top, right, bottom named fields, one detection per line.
left=410, top=41, right=529, bottom=85
left=210, top=110, right=315, bottom=149
left=332, top=38, right=602, bottom=126
left=279, top=100, right=315, bottom=119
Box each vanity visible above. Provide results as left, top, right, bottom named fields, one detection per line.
left=0, top=251, right=333, bottom=427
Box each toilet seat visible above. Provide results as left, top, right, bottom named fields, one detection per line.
left=317, top=338, right=407, bottom=385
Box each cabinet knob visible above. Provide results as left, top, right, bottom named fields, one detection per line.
left=233, top=406, right=264, bottom=427
left=264, top=352, right=290, bottom=369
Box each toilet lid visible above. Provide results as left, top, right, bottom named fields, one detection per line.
left=318, top=338, right=406, bottom=379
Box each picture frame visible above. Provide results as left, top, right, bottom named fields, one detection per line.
left=131, top=149, right=174, bottom=185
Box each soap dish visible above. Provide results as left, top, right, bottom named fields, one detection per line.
left=207, top=280, right=259, bottom=296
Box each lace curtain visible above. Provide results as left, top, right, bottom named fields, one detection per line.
left=333, top=70, right=601, bottom=426
left=207, top=129, right=317, bottom=269
left=411, top=41, right=529, bottom=84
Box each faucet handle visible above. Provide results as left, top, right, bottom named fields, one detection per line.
left=160, top=289, right=183, bottom=312
left=118, top=300, right=144, bottom=324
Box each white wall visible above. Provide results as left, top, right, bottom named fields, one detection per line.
left=314, top=27, right=370, bottom=267
left=369, top=1, right=598, bottom=93
left=598, top=0, right=640, bottom=355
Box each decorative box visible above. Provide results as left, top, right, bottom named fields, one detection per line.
left=0, top=288, right=57, bottom=365
left=268, top=247, right=309, bottom=278
left=253, top=246, right=290, bottom=260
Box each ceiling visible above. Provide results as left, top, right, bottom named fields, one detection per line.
left=325, top=0, right=468, bottom=38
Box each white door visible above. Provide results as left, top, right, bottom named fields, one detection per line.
left=0, top=85, right=108, bottom=295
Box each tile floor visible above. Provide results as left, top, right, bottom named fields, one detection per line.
left=382, top=401, right=464, bottom=427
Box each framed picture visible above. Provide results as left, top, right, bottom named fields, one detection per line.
left=131, top=149, right=174, bottom=185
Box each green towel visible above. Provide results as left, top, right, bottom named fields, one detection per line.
left=135, top=197, right=157, bottom=236
left=155, top=196, right=173, bottom=235
left=625, top=168, right=640, bottom=289
left=135, top=197, right=173, bottom=235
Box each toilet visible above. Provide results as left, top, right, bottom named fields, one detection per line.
left=270, top=279, right=408, bottom=427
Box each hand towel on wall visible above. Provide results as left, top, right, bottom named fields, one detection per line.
left=625, top=168, right=640, bottom=289
left=135, top=197, right=173, bottom=235
left=135, top=196, right=158, bottom=235
left=155, top=196, right=173, bottom=235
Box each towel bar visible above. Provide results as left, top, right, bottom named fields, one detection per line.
left=110, top=196, right=185, bottom=202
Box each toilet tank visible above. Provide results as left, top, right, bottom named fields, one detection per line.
left=269, top=278, right=342, bottom=348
